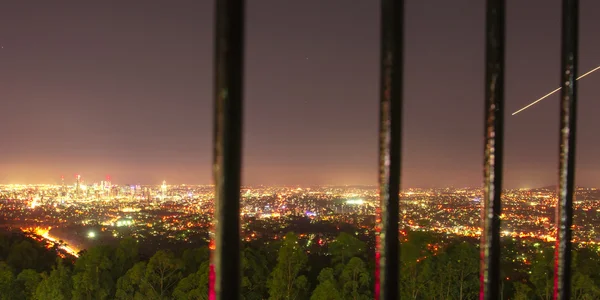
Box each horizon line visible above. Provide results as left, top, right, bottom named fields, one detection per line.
left=0, top=183, right=586, bottom=190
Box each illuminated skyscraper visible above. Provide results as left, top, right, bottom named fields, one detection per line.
left=161, top=180, right=167, bottom=200
left=106, top=175, right=112, bottom=199
left=75, top=174, right=81, bottom=197
left=61, top=175, right=66, bottom=197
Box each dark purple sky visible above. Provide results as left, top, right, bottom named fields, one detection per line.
left=0, top=1, right=599, bottom=188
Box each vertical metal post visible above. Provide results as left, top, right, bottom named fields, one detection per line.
left=376, top=0, right=403, bottom=299
left=555, top=0, right=578, bottom=299
left=481, top=0, right=505, bottom=299
left=210, top=0, right=244, bottom=299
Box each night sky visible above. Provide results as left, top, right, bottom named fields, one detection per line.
left=1, top=1, right=599, bottom=188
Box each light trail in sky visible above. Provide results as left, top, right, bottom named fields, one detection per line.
left=512, top=65, right=600, bottom=116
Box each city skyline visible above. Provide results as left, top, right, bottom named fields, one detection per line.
left=2, top=1, right=600, bottom=188
left=0, top=175, right=592, bottom=190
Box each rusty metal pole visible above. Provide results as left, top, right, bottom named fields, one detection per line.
left=210, top=0, right=244, bottom=299
left=376, top=0, right=403, bottom=299
left=555, top=1, right=579, bottom=299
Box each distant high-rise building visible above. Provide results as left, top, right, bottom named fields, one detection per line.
left=105, top=176, right=112, bottom=199
left=161, top=180, right=168, bottom=200
left=61, top=175, right=66, bottom=197
left=75, top=174, right=81, bottom=197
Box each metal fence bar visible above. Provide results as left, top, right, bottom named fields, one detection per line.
left=480, top=0, right=505, bottom=299
left=555, top=0, right=579, bottom=299
left=210, top=0, right=245, bottom=299
left=376, top=0, right=403, bottom=299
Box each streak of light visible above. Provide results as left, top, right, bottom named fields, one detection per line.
left=512, top=65, right=600, bottom=116
left=22, top=227, right=80, bottom=257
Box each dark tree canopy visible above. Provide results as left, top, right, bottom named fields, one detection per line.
left=1, top=230, right=600, bottom=299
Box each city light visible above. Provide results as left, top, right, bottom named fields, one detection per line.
left=3, top=182, right=600, bottom=298
left=346, top=199, right=365, bottom=205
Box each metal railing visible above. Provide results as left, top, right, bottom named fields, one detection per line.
left=209, top=0, right=580, bottom=299
left=555, top=1, right=579, bottom=299
left=481, top=0, right=505, bottom=298
left=211, top=0, right=244, bottom=299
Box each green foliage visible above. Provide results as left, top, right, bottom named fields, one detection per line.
left=112, top=237, right=140, bottom=281
left=144, top=250, right=183, bottom=299
left=5, top=229, right=600, bottom=299
left=172, top=261, right=209, bottom=300
left=14, top=269, right=42, bottom=300
left=529, top=247, right=554, bottom=300
left=399, top=231, right=436, bottom=299
left=0, top=262, right=15, bottom=300
left=310, top=268, right=341, bottom=300
left=513, top=282, right=532, bottom=300
left=35, top=260, right=73, bottom=300
left=398, top=232, right=480, bottom=299
left=339, top=257, right=371, bottom=300
left=571, top=250, right=600, bottom=299
left=242, top=247, right=270, bottom=300
left=328, top=232, right=366, bottom=269
left=72, top=245, right=114, bottom=300
left=0, top=232, right=56, bottom=274
left=115, top=250, right=183, bottom=300
left=268, top=232, right=309, bottom=300
left=115, top=261, right=146, bottom=300
left=445, top=241, right=479, bottom=299
left=181, top=247, right=209, bottom=276
left=7, top=241, right=39, bottom=271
